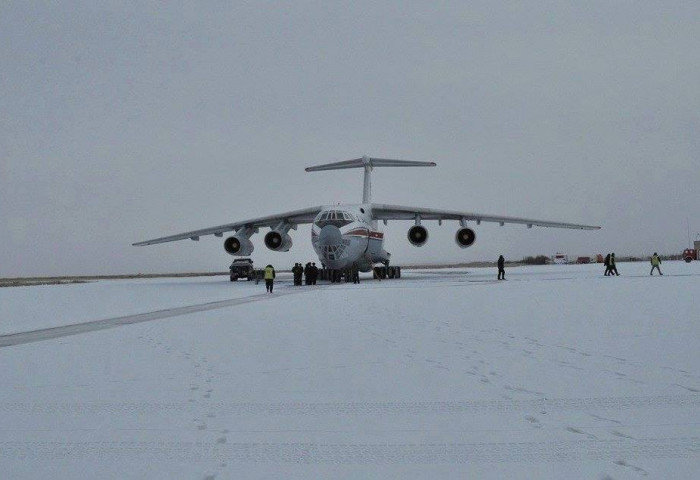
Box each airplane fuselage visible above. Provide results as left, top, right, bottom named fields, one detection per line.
left=311, top=204, right=389, bottom=272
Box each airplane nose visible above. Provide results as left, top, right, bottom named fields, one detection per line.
left=318, top=225, right=342, bottom=247
left=318, top=225, right=346, bottom=267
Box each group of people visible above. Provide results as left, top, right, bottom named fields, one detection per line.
left=602, top=252, right=664, bottom=276
left=271, top=252, right=667, bottom=292
left=292, top=262, right=319, bottom=286
left=494, top=252, right=664, bottom=280
left=603, top=253, right=619, bottom=276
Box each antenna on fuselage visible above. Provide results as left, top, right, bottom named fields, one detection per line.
left=305, top=156, right=436, bottom=203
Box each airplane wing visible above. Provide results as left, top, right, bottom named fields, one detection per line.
left=370, top=203, right=600, bottom=230
left=133, top=205, right=324, bottom=246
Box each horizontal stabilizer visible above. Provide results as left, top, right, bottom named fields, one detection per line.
left=305, top=156, right=436, bottom=172
left=305, top=156, right=436, bottom=203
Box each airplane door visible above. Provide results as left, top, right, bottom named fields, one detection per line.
left=361, top=228, right=370, bottom=253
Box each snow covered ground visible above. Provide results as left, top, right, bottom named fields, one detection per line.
left=1, top=261, right=700, bottom=479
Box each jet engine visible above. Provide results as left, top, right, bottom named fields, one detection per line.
left=264, top=230, right=293, bottom=252
left=455, top=227, right=476, bottom=248
left=224, top=235, right=254, bottom=256
left=407, top=225, right=429, bottom=247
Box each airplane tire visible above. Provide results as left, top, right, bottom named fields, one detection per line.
left=387, top=267, right=395, bottom=279
left=395, top=267, right=401, bottom=278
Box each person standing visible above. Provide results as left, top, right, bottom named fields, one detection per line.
left=291, top=263, right=298, bottom=285
left=310, top=263, right=318, bottom=285
left=497, top=255, right=505, bottom=280
left=351, top=264, right=360, bottom=284
left=609, top=253, right=619, bottom=276
left=603, top=253, right=611, bottom=276
left=264, top=264, right=276, bottom=293
left=296, top=263, right=304, bottom=285
left=650, top=252, right=663, bottom=276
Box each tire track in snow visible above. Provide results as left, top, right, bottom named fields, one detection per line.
left=2, top=394, right=698, bottom=416
left=0, top=286, right=322, bottom=348
left=0, top=437, right=698, bottom=464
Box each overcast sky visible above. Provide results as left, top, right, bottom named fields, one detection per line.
left=2, top=1, right=699, bottom=277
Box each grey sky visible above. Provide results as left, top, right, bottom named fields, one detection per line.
left=2, top=1, right=699, bottom=277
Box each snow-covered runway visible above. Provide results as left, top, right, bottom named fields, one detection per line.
left=1, top=262, right=700, bottom=479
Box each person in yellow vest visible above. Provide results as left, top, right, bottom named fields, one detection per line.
left=650, top=252, right=663, bottom=276
left=264, top=264, right=276, bottom=293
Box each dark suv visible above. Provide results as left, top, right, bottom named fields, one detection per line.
left=229, top=258, right=255, bottom=281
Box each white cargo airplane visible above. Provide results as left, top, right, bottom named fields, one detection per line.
left=133, top=157, right=599, bottom=273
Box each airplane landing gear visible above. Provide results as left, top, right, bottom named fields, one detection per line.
left=320, top=268, right=343, bottom=283
left=373, top=266, right=401, bottom=279
left=320, top=266, right=403, bottom=282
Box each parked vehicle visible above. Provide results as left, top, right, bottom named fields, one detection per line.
left=229, top=258, right=255, bottom=281
left=551, top=253, right=569, bottom=264
left=683, top=247, right=698, bottom=263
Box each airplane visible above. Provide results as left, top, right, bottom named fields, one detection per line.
left=133, top=156, right=600, bottom=276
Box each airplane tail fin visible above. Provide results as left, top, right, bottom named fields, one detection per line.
left=305, top=156, right=436, bottom=203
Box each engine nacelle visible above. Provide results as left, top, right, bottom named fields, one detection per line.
left=264, top=230, right=293, bottom=252
left=407, top=225, right=428, bottom=247
left=224, top=235, right=254, bottom=256
left=455, top=227, right=476, bottom=248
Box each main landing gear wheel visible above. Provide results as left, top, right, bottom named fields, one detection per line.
left=373, top=266, right=402, bottom=279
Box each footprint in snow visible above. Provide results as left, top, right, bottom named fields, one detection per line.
left=525, top=416, right=541, bottom=428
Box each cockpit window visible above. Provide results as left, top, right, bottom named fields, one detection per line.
left=314, top=210, right=353, bottom=228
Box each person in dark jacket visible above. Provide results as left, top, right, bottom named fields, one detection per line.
left=292, top=263, right=303, bottom=285
left=264, top=264, right=276, bottom=293
left=310, top=263, right=318, bottom=285
left=497, top=255, right=505, bottom=280
left=351, top=264, right=360, bottom=284
left=604, top=253, right=611, bottom=276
